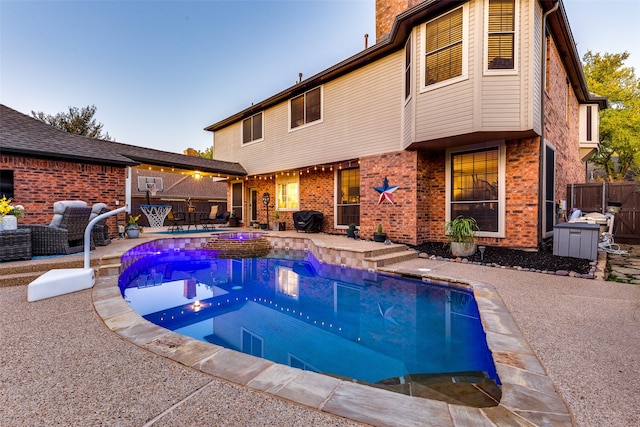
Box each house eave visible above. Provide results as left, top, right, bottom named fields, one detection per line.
left=205, top=1, right=453, bottom=133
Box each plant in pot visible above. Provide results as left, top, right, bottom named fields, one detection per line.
left=346, top=223, right=358, bottom=239
left=272, top=211, right=286, bottom=231
left=126, top=214, right=141, bottom=239
left=373, top=223, right=387, bottom=242
left=445, top=216, right=479, bottom=257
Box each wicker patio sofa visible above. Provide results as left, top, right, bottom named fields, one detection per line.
left=20, top=201, right=93, bottom=256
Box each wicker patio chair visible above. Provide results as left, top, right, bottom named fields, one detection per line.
left=91, top=207, right=112, bottom=246
left=20, top=206, right=93, bottom=256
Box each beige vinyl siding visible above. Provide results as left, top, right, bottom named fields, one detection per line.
left=402, top=98, right=415, bottom=149
left=531, top=0, right=542, bottom=134
left=481, top=75, right=521, bottom=129
left=214, top=53, right=403, bottom=175
left=412, top=0, right=540, bottom=141
left=414, top=1, right=476, bottom=141
left=481, top=0, right=534, bottom=130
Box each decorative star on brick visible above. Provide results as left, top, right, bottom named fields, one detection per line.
left=374, top=177, right=398, bottom=205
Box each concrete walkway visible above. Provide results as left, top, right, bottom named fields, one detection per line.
left=1, top=231, right=638, bottom=426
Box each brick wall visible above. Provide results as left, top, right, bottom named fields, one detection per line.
left=360, top=151, right=418, bottom=244
left=1, top=154, right=126, bottom=235
left=240, top=170, right=336, bottom=232
left=504, top=138, right=541, bottom=248
left=544, top=35, right=584, bottom=203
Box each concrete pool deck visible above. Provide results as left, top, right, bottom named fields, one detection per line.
left=1, top=230, right=639, bottom=426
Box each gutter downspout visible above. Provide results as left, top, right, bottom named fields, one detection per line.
left=538, top=0, right=559, bottom=248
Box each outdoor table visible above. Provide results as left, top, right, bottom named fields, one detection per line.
left=0, top=228, right=32, bottom=262
left=140, top=205, right=172, bottom=228
left=184, top=211, right=203, bottom=230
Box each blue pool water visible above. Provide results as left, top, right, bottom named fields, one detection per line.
left=119, top=248, right=499, bottom=386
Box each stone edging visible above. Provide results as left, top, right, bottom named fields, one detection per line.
left=415, top=249, right=607, bottom=281
left=94, top=235, right=573, bottom=426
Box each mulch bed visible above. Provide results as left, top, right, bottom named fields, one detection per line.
left=411, top=242, right=594, bottom=276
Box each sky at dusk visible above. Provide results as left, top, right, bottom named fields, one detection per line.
left=1, top=0, right=638, bottom=154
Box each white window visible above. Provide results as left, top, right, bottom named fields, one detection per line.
left=485, top=0, right=517, bottom=72
left=276, top=267, right=299, bottom=300
left=242, top=112, right=263, bottom=144
left=290, top=86, right=322, bottom=130
left=336, top=168, right=360, bottom=227
left=446, top=143, right=505, bottom=238
left=405, top=35, right=412, bottom=100
left=276, top=175, right=299, bottom=210
left=241, top=328, right=263, bottom=357
left=423, top=5, right=468, bottom=90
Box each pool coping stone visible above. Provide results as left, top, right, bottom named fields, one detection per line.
left=92, top=234, right=572, bottom=427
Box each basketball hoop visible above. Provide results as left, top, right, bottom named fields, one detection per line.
left=148, top=184, right=158, bottom=197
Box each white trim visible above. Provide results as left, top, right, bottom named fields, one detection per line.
left=483, top=0, right=519, bottom=75
left=404, top=34, right=413, bottom=104
left=420, top=4, right=469, bottom=93
left=287, top=86, right=324, bottom=132
left=445, top=141, right=506, bottom=238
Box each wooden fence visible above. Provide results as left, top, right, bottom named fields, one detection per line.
left=567, top=182, right=640, bottom=244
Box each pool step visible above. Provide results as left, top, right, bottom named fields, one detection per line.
left=97, top=254, right=122, bottom=277
left=365, top=247, right=419, bottom=268
left=0, top=255, right=117, bottom=287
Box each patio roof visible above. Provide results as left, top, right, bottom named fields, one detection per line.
left=0, top=104, right=247, bottom=176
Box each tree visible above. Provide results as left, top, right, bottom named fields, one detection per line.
left=582, top=51, right=640, bottom=181
left=31, top=105, right=114, bottom=141
left=197, top=146, right=214, bottom=159
left=183, top=146, right=214, bottom=159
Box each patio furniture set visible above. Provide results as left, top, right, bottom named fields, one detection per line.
left=167, top=208, right=231, bottom=232
left=0, top=201, right=112, bottom=262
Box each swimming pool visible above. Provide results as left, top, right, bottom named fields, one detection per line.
left=119, top=245, right=499, bottom=396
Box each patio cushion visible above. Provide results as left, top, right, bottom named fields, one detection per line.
left=90, top=203, right=108, bottom=220
left=51, top=200, right=88, bottom=227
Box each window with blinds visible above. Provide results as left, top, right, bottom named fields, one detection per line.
left=425, top=7, right=463, bottom=86
left=487, top=0, right=515, bottom=70
left=450, top=147, right=500, bottom=232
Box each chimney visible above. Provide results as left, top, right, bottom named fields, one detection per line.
left=364, top=33, right=369, bottom=49
left=375, top=0, right=423, bottom=41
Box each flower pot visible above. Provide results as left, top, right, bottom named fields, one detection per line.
left=259, top=223, right=268, bottom=230
left=228, top=217, right=240, bottom=227
left=346, top=229, right=357, bottom=239
left=1, top=215, right=17, bottom=231
left=450, top=242, right=476, bottom=257
left=273, top=222, right=286, bottom=231
left=373, top=232, right=387, bottom=243
left=126, top=227, right=140, bottom=239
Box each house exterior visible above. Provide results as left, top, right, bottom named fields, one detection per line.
left=0, top=104, right=245, bottom=233
left=206, top=0, right=605, bottom=249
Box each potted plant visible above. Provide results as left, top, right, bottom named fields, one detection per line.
left=373, top=223, right=387, bottom=242
left=445, top=216, right=479, bottom=257
left=0, top=196, right=24, bottom=231
left=126, top=214, right=141, bottom=239
left=346, top=223, right=358, bottom=239
left=272, top=211, right=286, bottom=231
